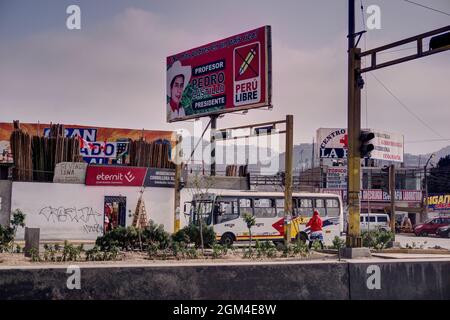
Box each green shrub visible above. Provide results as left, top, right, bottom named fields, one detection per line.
left=362, top=229, right=394, bottom=250
left=172, top=223, right=216, bottom=249
left=292, top=240, right=309, bottom=257
left=85, top=245, right=119, bottom=261
left=332, top=236, right=346, bottom=250
left=141, top=221, right=171, bottom=250
left=212, top=243, right=229, bottom=259
left=95, top=221, right=170, bottom=251
left=0, top=209, right=26, bottom=252
left=255, top=240, right=277, bottom=259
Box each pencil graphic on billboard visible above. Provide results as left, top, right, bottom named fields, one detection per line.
left=239, top=48, right=256, bottom=76
left=234, top=42, right=261, bottom=107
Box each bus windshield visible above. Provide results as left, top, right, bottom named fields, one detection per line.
left=190, top=200, right=213, bottom=226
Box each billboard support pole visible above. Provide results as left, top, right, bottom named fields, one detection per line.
left=284, top=115, right=294, bottom=244
left=389, top=164, right=396, bottom=236
left=210, top=115, right=218, bottom=176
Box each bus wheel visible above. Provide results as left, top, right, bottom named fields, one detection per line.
left=296, top=232, right=308, bottom=243
left=220, top=233, right=235, bottom=246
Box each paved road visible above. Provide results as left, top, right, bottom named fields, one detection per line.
left=395, top=234, right=450, bottom=250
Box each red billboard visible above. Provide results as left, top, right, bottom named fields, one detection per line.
left=85, top=165, right=147, bottom=186
left=166, top=26, right=272, bottom=122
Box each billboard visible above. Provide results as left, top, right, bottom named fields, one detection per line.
left=166, top=26, right=272, bottom=122
left=85, top=165, right=176, bottom=188
left=317, top=128, right=348, bottom=159
left=0, top=123, right=175, bottom=164
left=427, top=194, right=450, bottom=211
left=326, top=167, right=347, bottom=189
left=370, top=130, right=404, bottom=162
left=316, top=128, right=404, bottom=162
left=85, top=165, right=148, bottom=186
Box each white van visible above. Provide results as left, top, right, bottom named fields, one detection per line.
left=360, top=213, right=391, bottom=232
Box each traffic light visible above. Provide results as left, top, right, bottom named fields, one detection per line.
left=380, top=165, right=390, bottom=192
left=359, top=130, right=375, bottom=158
left=430, top=32, right=450, bottom=51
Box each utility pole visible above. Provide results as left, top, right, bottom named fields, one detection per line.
left=173, top=134, right=183, bottom=232
left=346, top=0, right=449, bottom=250
left=346, top=0, right=363, bottom=248
left=389, top=164, right=396, bottom=234
left=210, top=115, right=218, bottom=176
left=284, top=115, right=294, bottom=244
left=423, top=154, right=435, bottom=222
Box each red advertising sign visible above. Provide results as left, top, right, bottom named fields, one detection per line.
left=166, top=26, right=272, bottom=122
left=85, top=165, right=147, bottom=186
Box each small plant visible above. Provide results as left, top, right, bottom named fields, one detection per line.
left=212, top=243, right=228, bottom=259
left=61, top=241, right=84, bottom=262
left=29, top=247, right=41, bottom=262
left=242, top=247, right=255, bottom=259
left=43, top=244, right=59, bottom=262
left=292, top=240, right=309, bottom=257
left=186, top=247, right=198, bottom=259
left=85, top=245, right=119, bottom=261
left=146, top=241, right=160, bottom=259
left=332, top=236, right=346, bottom=250
left=243, top=213, right=256, bottom=252
left=362, top=230, right=394, bottom=251
left=255, top=240, right=277, bottom=259
left=172, top=223, right=216, bottom=249
left=0, top=209, right=26, bottom=252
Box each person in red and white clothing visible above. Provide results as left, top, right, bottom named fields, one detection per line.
left=306, top=210, right=324, bottom=250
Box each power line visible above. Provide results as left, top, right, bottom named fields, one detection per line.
left=403, top=0, right=450, bottom=17
left=370, top=73, right=446, bottom=139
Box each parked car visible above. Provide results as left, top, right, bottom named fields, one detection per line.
left=436, top=225, right=450, bottom=238
left=360, top=213, right=391, bottom=232
left=414, top=216, right=450, bottom=237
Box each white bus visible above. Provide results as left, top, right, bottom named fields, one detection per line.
left=183, top=190, right=344, bottom=246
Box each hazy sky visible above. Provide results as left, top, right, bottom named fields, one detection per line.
left=0, top=0, right=449, bottom=155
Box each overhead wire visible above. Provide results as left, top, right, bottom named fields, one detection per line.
left=403, top=0, right=450, bottom=17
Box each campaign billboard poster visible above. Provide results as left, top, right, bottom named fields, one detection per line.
left=166, top=26, right=272, bottom=122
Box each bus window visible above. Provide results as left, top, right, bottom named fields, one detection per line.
left=193, top=201, right=213, bottom=225
left=276, top=199, right=285, bottom=217
left=298, top=198, right=313, bottom=217
left=315, top=199, right=326, bottom=216
left=215, top=197, right=239, bottom=224
left=326, top=198, right=340, bottom=217
left=239, top=198, right=253, bottom=217
left=254, top=198, right=276, bottom=218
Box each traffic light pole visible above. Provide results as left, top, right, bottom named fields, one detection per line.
left=346, top=0, right=449, bottom=250
left=389, top=164, right=396, bottom=234
left=284, top=115, right=294, bottom=245
left=346, top=46, right=362, bottom=248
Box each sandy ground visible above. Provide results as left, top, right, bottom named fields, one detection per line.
left=0, top=249, right=338, bottom=267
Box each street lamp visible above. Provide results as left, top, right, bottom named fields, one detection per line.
left=424, top=153, right=435, bottom=220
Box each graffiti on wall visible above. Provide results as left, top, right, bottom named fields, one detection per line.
left=38, top=206, right=103, bottom=234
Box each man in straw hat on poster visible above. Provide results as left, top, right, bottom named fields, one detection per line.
left=167, top=60, right=191, bottom=122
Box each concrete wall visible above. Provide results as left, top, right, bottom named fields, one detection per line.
left=0, top=259, right=449, bottom=300
left=11, top=182, right=174, bottom=240
left=348, top=260, right=450, bottom=300
left=0, top=180, right=12, bottom=226
left=0, top=261, right=349, bottom=300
